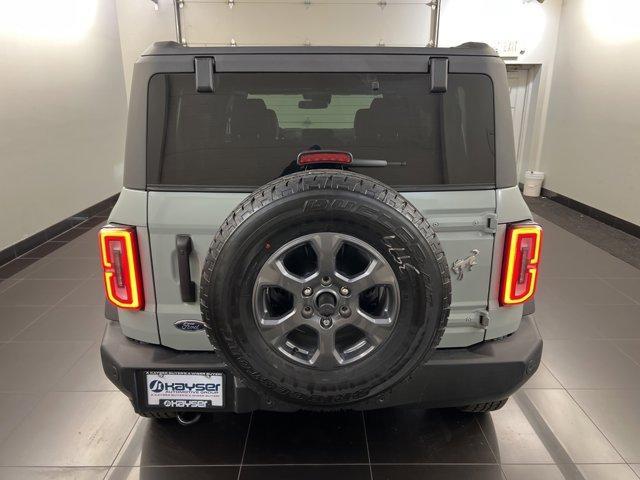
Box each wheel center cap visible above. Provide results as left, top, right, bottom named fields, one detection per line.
left=316, top=291, right=337, bottom=316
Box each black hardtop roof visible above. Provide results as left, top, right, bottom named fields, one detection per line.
left=142, top=41, right=498, bottom=57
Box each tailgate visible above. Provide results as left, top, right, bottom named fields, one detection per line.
left=148, top=189, right=496, bottom=350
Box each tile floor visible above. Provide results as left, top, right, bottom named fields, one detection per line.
left=0, top=208, right=639, bottom=479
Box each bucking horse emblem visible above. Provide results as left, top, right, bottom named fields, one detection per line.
left=451, top=249, right=480, bottom=281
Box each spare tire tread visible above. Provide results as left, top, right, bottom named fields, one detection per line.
left=200, top=170, right=450, bottom=406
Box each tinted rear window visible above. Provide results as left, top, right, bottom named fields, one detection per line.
left=147, top=73, right=495, bottom=190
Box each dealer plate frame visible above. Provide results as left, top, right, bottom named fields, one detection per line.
left=144, top=370, right=225, bottom=410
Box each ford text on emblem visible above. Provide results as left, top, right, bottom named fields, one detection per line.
left=174, top=320, right=206, bottom=332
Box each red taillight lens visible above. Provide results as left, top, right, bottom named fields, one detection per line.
left=500, top=223, right=543, bottom=306
left=297, top=150, right=353, bottom=166
left=99, top=226, right=144, bottom=310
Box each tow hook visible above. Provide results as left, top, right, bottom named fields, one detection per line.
left=176, top=412, right=202, bottom=426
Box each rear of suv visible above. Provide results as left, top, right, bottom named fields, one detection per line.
left=100, top=42, right=543, bottom=419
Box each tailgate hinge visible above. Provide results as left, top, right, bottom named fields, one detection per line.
left=195, top=57, right=215, bottom=93
left=428, top=57, right=449, bottom=93
left=484, top=213, right=498, bottom=233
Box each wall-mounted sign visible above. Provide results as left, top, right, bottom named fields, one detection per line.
left=492, top=39, right=521, bottom=58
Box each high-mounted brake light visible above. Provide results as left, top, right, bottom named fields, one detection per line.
left=297, top=150, right=353, bottom=166
left=500, top=223, right=543, bottom=306
left=99, top=226, right=144, bottom=310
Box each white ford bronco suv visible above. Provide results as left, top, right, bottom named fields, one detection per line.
left=99, top=42, right=543, bottom=422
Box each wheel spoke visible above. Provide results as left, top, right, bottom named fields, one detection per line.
left=258, top=309, right=307, bottom=345
left=256, top=258, right=307, bottom=294
left=344, top=259, right=396, bottom=295
left=310, top=328, right=340, bottom=369
left=308, top=233, right=342, bottom=275
left=349, top=310, right=394, bottom=347
left=253, top=232, right=400, bottom=369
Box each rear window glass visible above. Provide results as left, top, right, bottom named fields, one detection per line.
left=146, top=72, right=495, bottom=190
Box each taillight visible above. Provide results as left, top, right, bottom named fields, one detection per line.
left=297, top=150, right=353, bottom=166
left=500, top=223, right=543, bottom=306
left=99, top=226, right=144, bottom=310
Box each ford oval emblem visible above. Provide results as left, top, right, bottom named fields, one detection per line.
left=174, top=320, right=206, bottom=332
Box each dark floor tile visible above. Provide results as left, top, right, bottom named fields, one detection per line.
left=522, top=363, right=563, bottom=389
left=588, top=305, right=640, bottom=338
left=21, top=242, right=67, bottom=259
left=534, top=304, right=640, bottom=340
left=521, top=389, right=621, bottom=463
left=602, top=278, right=640, bottom=303
left=96, top=206, right=115, bottom=217
left=49, top=240, right=99, bottom=259
left=50, top=227, right=91, bottom=242
left=0, top=258, right=53, bottom=281
left=533, top=304, right=603, bottom=340
left=0, top=277, right=20, bottom=294
left=526, top=197, right=640, bottom=271
left=0, top=306, right=49, bottom=340
left=241, top=465, right=371, bottom=480
left=571, top=389, right=640, bottom=463
left=535, top=228, right=640, bottom=281
left=0, top=247, right=16, bottom=268
left=115, top=413, right=251, bottom=466
left=0, top=393, right=41, bottom=444
left=0, top=258, right=39, bottom=278
left=589, top=253, right=640, bottom=279
left=502, top=463, right=638, bottom=480
left=15, top=305, right=105, bottom=342
left=573, top=464, right=639, bottom=479
left=0, top=279, right=82, bottom=306
left=537, top=277, right=635, bottom=306
left=0, top=391, right=137, bottom=467
left=364, top=408, right=495, bottom=464
left=55, top=341, right=115, bottom=392
left=614, top=339, right=640, bottom=365
left=26, top=258, right=99, bottom=280
left=0, top=467, right=108, bottom=480
left=372, top=465, right=504, bottom=480
left=243, top=410, right=368, bottom=464
left=13, top=232, right=49, bottom=259
left=77, top=216, right=108, bottom=228
left=476, top=394, right=554, bottom=464
left=0, top=341, right=91, bottom=392
left=544, top=339, right=640, bottom=388
left=107, top=466, right=239, bottom=480
left=64, top=277, right=105, bottom=306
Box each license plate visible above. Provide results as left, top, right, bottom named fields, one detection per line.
left=145, top=371, right=224, bottom=409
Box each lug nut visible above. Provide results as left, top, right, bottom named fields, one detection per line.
left=339, top=286, right=350, bottom=296
left=339, top=305, right=351, bottom=318
left=320, top=317, right=333, bottom=329
left=302, top=306, right=313, bottom=318
left=302, top=287, right=313, bottom=297
left=321, top=276, right=332, bottom=286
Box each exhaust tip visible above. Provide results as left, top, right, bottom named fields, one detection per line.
left=176, top=412, right=202, bottom=426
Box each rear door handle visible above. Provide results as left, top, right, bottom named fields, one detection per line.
left=176, top=235, right=196, bottom=302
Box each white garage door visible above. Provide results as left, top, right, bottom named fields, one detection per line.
left=177, top=0, right=436, bottom=47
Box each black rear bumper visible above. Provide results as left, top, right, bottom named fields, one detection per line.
left=101, top=317, right=542, bottom=414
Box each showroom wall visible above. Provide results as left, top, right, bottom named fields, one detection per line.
left=539, top=0, right=640, bottom=225
left=0, top=0, right=128, bottom=251
left=115, top=0, right=175, bottom=101
left=438, top=0, right=562, bottom=181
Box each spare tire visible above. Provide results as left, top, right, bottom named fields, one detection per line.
left=200, top=170, right=450, bottom=408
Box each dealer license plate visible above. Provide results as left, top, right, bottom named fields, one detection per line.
left=145, top=371, right=224, bottom=409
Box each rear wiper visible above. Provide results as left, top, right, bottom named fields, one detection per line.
left=351, top=159, right=407, bottom=167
